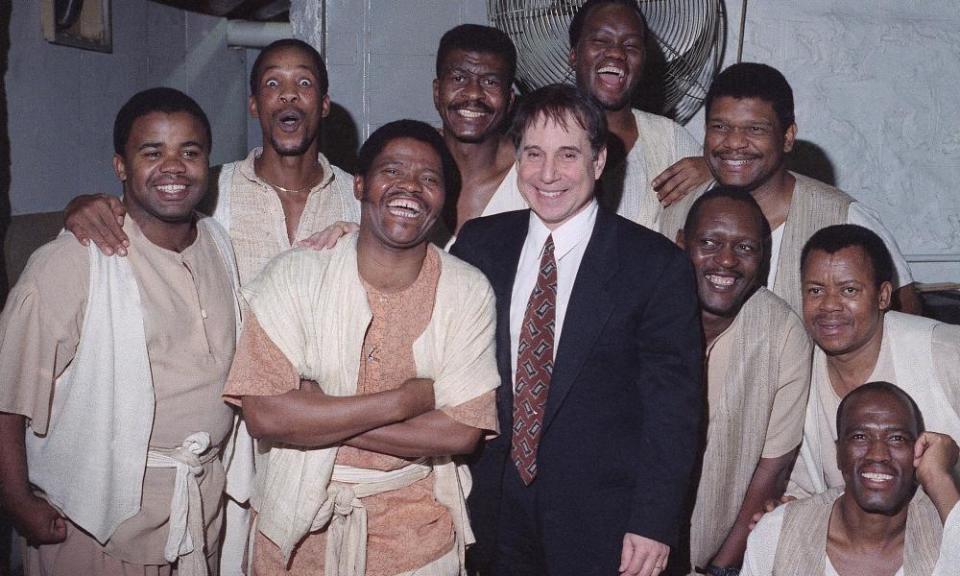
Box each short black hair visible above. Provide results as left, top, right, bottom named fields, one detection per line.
left=683, top=186, right=771, bottom=244
left=436, top=24, right=517, bottom=83
left=705, top=63, right=795, bottom=130
left=113, top=87, right=211, bottom=156
left=250, top=38, right=328, bottom=97
left=356, top=119, right=461, bottom=200
left=801, top=224, right=895, bottom=289
left=836, top=381, right=925, bottom=438
left=568, top=0, right=647, bottom=49
left=509, top=83, right=608, bottom=157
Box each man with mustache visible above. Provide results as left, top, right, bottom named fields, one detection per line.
left=569, top=0, right=713, bottom=239
left=788, top=225, right=960, bottom=501
left=675, top=188, right=811, bottom=576
left=701, top=63, right=919, bottom=314
left=743, top=382, right=959, bottom=576
left=62, top=38, right=360, bottom=285
left=222, top=120, right=500, bottom=575
left=0, top=88, right=240, bottom=575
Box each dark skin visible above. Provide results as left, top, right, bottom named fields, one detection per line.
left=828, top=391, right=959, bottom=575
left=242, top=138, right=483, bottom=457
left=0, top=110, right=210, bottom=546
left=678, top=198, right=797, bottom=568
left=705, top=95, right=921, bottom=314
left=64, top=45, right=334, bottom=252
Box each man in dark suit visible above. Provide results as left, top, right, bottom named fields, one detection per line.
left=451, top=84, right=703, bottom=576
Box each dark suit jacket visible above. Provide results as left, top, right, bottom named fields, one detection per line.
left=451, top=207, right=703, bottom=572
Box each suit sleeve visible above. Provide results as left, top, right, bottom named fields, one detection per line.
left=629, top=251, right=704, bottom=546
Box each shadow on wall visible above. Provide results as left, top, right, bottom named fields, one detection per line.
left=0, top=0, right=10, bottom=309
left=787, top=139, right=837, bottom=187
left=321, top=101, right=359, bottom=175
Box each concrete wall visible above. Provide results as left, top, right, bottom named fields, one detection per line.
left=687, top=1, right=960, bottom=283
left=3, top=0, right=248, bottom=216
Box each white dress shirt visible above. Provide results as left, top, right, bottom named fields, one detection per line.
left=510, top=200, right=598, bottom=389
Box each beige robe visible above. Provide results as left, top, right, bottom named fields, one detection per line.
left=689, top=288, right=811, bottom=570
left=770, top=173, right=853, bottom=313
left=599, top=108, right=702, bottom=237
left=789, top=312, right=960, bottom=499
left=0, top=217, right=237, bottom=569
left=226, top=233, right=500, bottom=573
left=742, top=488, right=959, bottom=576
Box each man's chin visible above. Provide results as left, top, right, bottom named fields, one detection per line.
left=269, top=137, right=314, bottom=157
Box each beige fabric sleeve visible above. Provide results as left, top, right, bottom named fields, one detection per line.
left=441, top=389, right=498, bottom=438
left=740, top=503, right=785, bottom=576
left=932, top=323, right=960, bottom=414
left=761, top=318, right=813, bottom=458
left=0, top=236, right=88, bottom=433
left=222, top=312, right=300, bottom=406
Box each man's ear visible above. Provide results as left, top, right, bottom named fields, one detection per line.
left=113, top=154, right=128, bottom=182
left=432, top=78, right=441, bottom=113
left=878, top=280, right=894, bottom=311
left=784, top=122, right=798, bottom=154
left=320, top=94, right=331, bottom=119
left=248, top=94, right=259, bottom=119
left=568, top=47, right=577, bottom=70
left=675, top=229, right=685, bottom=249
left=354, top=174, right=365, bottom=201
left=592, top=146, right=607, bottom=179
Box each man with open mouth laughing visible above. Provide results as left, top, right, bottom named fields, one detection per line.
left=675, top=188, right=811, bottom=576
left=700, top=62, right=919, bottom=315
left=786, top=225, right=960, bottom=514
left=743, top=382, right=960, bottom=576
left=568, top=0, right=712, bottom=240
left=222, top=120, right=500, bottom=576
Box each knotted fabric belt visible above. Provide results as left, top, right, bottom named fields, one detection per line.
left=146, top=432, right=219, bottom=576
left=317, top=459, right=432, bottom=576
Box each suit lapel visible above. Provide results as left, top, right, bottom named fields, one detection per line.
left=542, top=209, right=621, bottom=431
left=490, top=213, right=529, bottom=430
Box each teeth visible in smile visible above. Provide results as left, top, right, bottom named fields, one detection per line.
left=706, top=274, right=735, bottom=287
left=157, top=184, right=186, bottom=193
left=598, top=66, right=624, bottom=78
left=458, top=109, right=485, bottom=119
left=723, top=159, right=751, bottom=166
left=538, top=189, right=563, bottom=198
left=861, top=472, right=894, bottom=481
left=387, top=199, right=422, bottom=218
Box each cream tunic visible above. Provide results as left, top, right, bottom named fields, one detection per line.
left=0, top=217, right=236, bottom=565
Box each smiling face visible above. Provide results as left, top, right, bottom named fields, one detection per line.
left=114, top=111, right=209, bottom=226
left=683, top=196, right=765, bottom=321
left=249, top=45, right=330, bottom=157
left=705, top=96, right=796, bottom=191
left=569, top=3, right=645, bottom=112
left=434, top=49, right=514, bottom=144
left=516, top=111, right=606, bottom=230
left=802, top=246, right=892, bottom=358
left=355, top=137, right=445, bottom=249
left=838, top=389, right=918, bottom=515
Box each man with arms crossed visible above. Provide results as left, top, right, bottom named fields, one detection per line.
left=743, top=382, right=959, bottom=575
left=789, top=224, right=960, bottom=499
left=452, top=84, right=702, bottom=576
left=223, top=120, right=499, bottom=575
left=675, top=188, right=811, bottom=576
left=0, top=88, right=239, bottom=575
left=701, top=63, right=919, bottom=314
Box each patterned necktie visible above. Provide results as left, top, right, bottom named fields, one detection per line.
left=511, top=235, right=557, bottom=485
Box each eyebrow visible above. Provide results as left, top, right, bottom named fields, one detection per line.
left=261, top=64, right=316, bottom=75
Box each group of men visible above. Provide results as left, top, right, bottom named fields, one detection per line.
left=0, top=0, right=957, bottom=575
